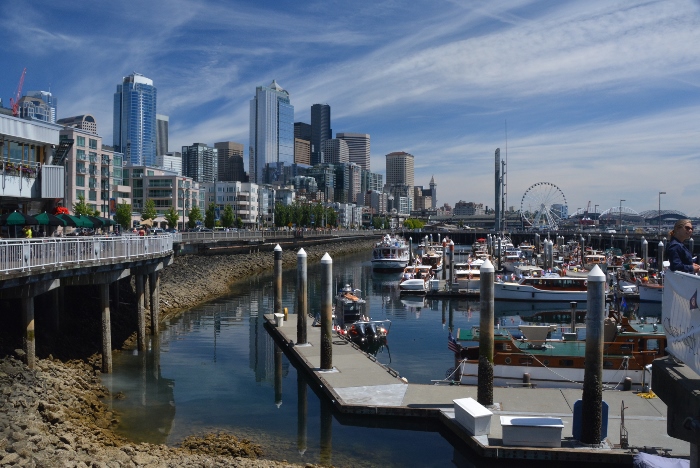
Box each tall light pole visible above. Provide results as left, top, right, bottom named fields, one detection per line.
left=658, top=192, right=666, bottom=234
left=619, top=199, right=625, bottom=231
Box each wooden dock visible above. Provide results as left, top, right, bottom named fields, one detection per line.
left=265, top=313, right=688, bottom=464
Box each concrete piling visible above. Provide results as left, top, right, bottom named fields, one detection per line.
left=274, top=245, right=283, bottom=316
left=136, top=274, right=146, bottom=353
left=296, top=248, right=308, bottom=345
left=642, top=238, right=648, bottom=270
left=658, top=240, right=665, bottom=271
left=581, top=265, right=606, bottom=444
left=297, top=372, right=307, bottom=456
left=478, top=259, right=495, bottom=406
left=320, top=398, right=333, bottom=466
left=320, top=253, right=333, bottom=371
left=274, top=344, right=283, bottom=408
left=100, top=283, right=112, bottom=373
left=150, top=272, right=160, bottom=335
left=441, top=238, right=447, bottom=280
left=21, top=297, right=35, bottom=370
left=449, top=240, right=455, bottom=286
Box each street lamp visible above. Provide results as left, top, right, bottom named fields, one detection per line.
left=594, top=204, right=598, bottom=226
left=658, top=192, right=666, bottom=235
left=619, top=199, right=625, bottom=231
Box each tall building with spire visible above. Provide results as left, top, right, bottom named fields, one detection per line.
left=249, top=80, right=294, bottom=183
left=113, top=73, right=157, bottom=166
left=311, top=104, right=331, bottom=165
left=429, top=176, right=437, bottom=209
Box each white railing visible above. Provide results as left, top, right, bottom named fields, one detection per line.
left=175, top=229, right=377, bottom=242
left=0, top=235, right=173, bottom=276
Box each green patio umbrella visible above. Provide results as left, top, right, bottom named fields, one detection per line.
left=98, top=216, right=117, bottom=226
left=56, top=214, right=80, bottom=227
left=76, top=215, right=94, bottom=228
left=87, top=216, right=104, bottom=227
left=0, top=211, right=39, bottom=226
left=35, top=212, right=66, bottom=226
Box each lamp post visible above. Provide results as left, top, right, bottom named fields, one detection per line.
left=619, top=199, right=625, bottom=231
left=658, top=192, right=666, bottom=235
left=594, top=204, right=598, bottom=227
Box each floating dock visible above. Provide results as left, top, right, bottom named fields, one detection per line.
left=265, top=313, right=688, bottom=464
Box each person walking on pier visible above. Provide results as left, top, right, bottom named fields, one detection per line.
left=667, top=219, right=699, bottom=273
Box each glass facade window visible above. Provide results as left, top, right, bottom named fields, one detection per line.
left=76, top=175, right=85, bottom=187
left=76, top=136, right=85, bottom=147
left=77, top=189, right=85, bottom=198
left=113, top=74, right=157, bottom=166
left=122, top=169, right=129, bottom=180
left=89, top=190, right=97, bottom=201
left=77, top=149, right=86, bottom=161
left=89, top=139, right=97, bottom=149
left=89, top=152, right=98, bottom=163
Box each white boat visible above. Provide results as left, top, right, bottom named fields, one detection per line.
left=494, top=276, right=591, bottom=302
left=514, top=264, right=544, bottom=278
left=371, top=234, right=410, bottom=271
left=334, top=284, right=367, bottom=327
left=502, top=248, right=525, bottom=273
left=583, top=252, right=608, bottom=273
left=453, top=259, right=484, bottom=291
left=399, top=265, right=434, bottom=294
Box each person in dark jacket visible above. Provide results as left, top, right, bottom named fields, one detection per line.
left=667, top=219, right=700, bottom=273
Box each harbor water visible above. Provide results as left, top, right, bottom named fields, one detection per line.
left=102, top=249, right=661, bottom=467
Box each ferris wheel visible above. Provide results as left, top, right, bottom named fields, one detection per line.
left=520, top=182, right=568, bottom=231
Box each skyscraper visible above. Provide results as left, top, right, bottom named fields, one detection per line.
left=113, top=73, right=157, bottom=166
left=182, top=143, right=218, bottom=183
left=215, top=141, right=245, bottom=181
left=322, top=139, right=349, bottom=164
left=385, top=151, right=414, bottom=187
left=156, top=114, right=169, bottom=156
left=337, top=133, right=370, bottom=171
left=24, top=91, right=57, bottom=123
left=311, top=104, right=331, bottom=165
left=249, top=80, right=294, bottom=183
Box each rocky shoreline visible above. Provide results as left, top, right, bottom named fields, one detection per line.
left=0, top=238, right=377, bottom=467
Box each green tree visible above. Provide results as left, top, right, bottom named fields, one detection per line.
left=235, top=216, right=243, bottom=229
left=115, top=203, right=132, bottom=229
left=164, top=206, right=179, bottom=229
left=204, top=203, right=217, bottom=228
left=142, top=199, right=157, bottom=221
left=187, top=205, right=203, bottom=229
left=221, top=205, right=235, bottom=228
left=73, top=194, right=95, bottom=216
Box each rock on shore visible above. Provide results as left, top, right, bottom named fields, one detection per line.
left=159, top=238, right=377, bottom=320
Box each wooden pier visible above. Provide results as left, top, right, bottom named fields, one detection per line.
left=265, top=312, right=688, bottom=465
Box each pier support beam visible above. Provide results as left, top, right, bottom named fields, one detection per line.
left=297, top=248, right=308, bottom=345
left=274, top=245, right=283, bottom=316
left=149, top=271, right=160, bottom=335
left=110, top=279, right=120, bottom=315
left=274, top=344, right=283, bottom=408
left=478, top=259, right=495, bottom=406
left=320, top=253, right=333, bottom=371
left=136, top=274, right=146, bottom=353
left=100, top=283, right=112, bottom=374
left=21, top=297, right=35, bottom=370
left=297, top=372, right=307, bottom=456
left=320, top=398, right=333, bottom=466
left=581, top=265, right=606, bottom=444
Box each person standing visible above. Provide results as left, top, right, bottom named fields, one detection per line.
left=667, top=219, right=700, bottom=273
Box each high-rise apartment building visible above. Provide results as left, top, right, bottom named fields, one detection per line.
left=156, top=152, right=182, bottom=175
left=25, top=91, right=57, bottom=123
left=57, top=114, right=98, bottom=134
left=322, top=139, right=349, bottom=164
left=311, top=104, right=331, bottom=165
left=385, top=151, right=414, bottom=187
left=294, top=122, right=311, bottom=141
left=182, top=143, right=218, bottom=183
left=214, top=141, right=245, bottom=182
left=294, top=138, right=311, bottom=165
left=156, top=114, right=169, bottom=156
left=337, top=133, right=370, bottom=171
left=113, top=73, right=157, bottom=166
left=249, top=80, right=294, bottom=184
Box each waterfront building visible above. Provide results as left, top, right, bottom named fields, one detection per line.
left=156, top=152, right=182, bottom=176
left=0, top=113, right=65, bottom=225
left=311, top=104, right=331, bottom=165
left=307, top=164, right=336, bottom=202
left=292, top=176, right=318, bottom=199
left=454, top=201, right=485, bottom=216
left=361, top=170, right=383, bottom=193
left=215, top=141, right=245, bottom=182
left=358, top=190, right=388, bottom=216
left=249, top=80, right=294, bottom=184
left=156, top=114, right=169, bottom=156
left=18, top=95, right=53, bottom=122
left=201, top=180, right=261, bottom=229
left=330, top=202, right=363, bottom=228
left=113, top=73, right=157, bottom=166
left=337, top=133, right=370, bottom=171
left=275, top=186, right=295, bottom=206
left=61, top=121, right=128, bottom=217
left=322, top=139, right=349, bottom=165
left=182, top=143, right=218, bottom=183
left=123, top=164, right=202, bottom=229
left=56, top=115, right=97, bottom=134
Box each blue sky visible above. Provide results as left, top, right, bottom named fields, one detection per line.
left=2, top=0, right=700, bottom=216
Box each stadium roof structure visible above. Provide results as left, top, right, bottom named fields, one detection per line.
left=599, top=206, right=643, bottom=223
left=638, top=209, right=687, bottom=222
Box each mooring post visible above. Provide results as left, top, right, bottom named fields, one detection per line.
left=100, top=283, right=112, bottom=373
left=320, top=398, right=333, bottom=466
left=441, top=238, right=447, bottom=280
left=149, top=271, right=160, bottom=335
left=297, top=248, right=308, bottom=345
left=581, top=265, right=606, bottom=444
left=580, top=235, right=585, bottom=266
left=478, top=259, right=495, bottom=406
left=136, top=274, right=146, bottom=353
left=449, top=240, right=455, bottom=287
left=497, top=237, right=502, bottom=272
left=297, top=372, right=307, bottom=456
left=320, top=253, right=333, bottom=370
left=274, top=244, right=283, bottom=316
left=21, top=296, right=35, bottom=370
left=658, top=240, right=665, bottom=271
left=642, top=238, right=648, bottom=270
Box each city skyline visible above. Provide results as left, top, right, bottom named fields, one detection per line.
left=1, top=1, right=699, bottom=214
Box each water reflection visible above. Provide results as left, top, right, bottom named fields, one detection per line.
left=103, top=251, right=661, bottom=467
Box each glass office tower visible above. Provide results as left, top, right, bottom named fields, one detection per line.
left=113, top=73, right=157, bottom=166
left=249, top=80, right=294, bottom=184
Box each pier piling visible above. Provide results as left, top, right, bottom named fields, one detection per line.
left=274, top=245, right=283, bottom=316
left=581, top=265, right=606, bottom=444
left=449, top=240, right=455, bottom=287
left=136, top=274, right=146, bottom=353
left=21, top=297, right=35, bottom=370
left=642, top=238, right=648, bottom=270
left=297, top=372, right=307, bottom=456
left=150, top=271, right=160, bottom=335
left=274, top=343, right=283, bottom=407
left=100, top=283, right=112, bottom=373
left=658, top=240, right=665, bottom=271
left=296, top=248, right=308, bottom=345
left=570, top=301, right=577, bottom=337
left=478, top=259, right=495, bottom=406
left=320, top=253, right=333, bottom=371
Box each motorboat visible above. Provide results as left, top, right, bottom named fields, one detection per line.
left=399, top=265, right=434, bottom=294
left=334, top=284, right=367, bottom=327
left=453, top=258, right=484, bottom=292
left=450, top=315, right=665, bottom=389
left=494, top=275, right=592, bottom=302
left=371, top=234, right=410, bottom=271
left=502, top=248, right=525, bottom=273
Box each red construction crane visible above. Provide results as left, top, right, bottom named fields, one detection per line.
left=10, top=68, right=27, bottom=117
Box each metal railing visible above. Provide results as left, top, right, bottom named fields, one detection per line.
left=0, top=235, right=173, bottom=276
left=173, top=229, right=379, bottom=243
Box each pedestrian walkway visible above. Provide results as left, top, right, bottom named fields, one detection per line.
left=266, top=313, right=688, bottom=464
